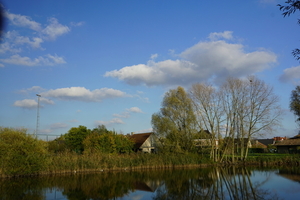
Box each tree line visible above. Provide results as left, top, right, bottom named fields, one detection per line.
left=152, top=76, right=283, bottom=162
left=48, top=124, right=134, bottom=154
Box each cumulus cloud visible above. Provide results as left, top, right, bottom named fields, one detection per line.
left=105, top=31, right=277, bottom=86
left=41, top=87, right=127, bottom=102
left=13, top=97, right=54, bottom=109
left=95, top=118, right=125, bottom=127
left=0, top=54, right=66, bottom=66
left=15, top=36, right=44, bottom=49
left=13, top=99, right=37, bottom=109
left=4, top=11, right=42, bottom=31
left=17, top=86, right=45, bottom=95
left=4, top=11, right=70, bottom=40
left=127, top=107, right=143, bottom=113
left=113, top=107, right=143, bottom=118
left=42, top=18, right=70, bottom=40
left=208, top=31, right=233, bottom=41
left=1, top=10, right=71, bottom=67
left=279, top=65, right=300, bottom=85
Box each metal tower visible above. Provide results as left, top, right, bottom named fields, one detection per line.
left=36, top=94, right=41, bottom=137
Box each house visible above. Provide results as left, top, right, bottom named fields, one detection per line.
left=194, top=130, right=219, bottom=149
left=274, top=135, right=300, bottom=154
left=130, top=132, right=156, bottom=153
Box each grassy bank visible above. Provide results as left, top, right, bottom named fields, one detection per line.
left=0, top=152, right=211, bottom=177
left=1, top=127, right=300, bottom=177
left=2, top=151, right=300, bottom=178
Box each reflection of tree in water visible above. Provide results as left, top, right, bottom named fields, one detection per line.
left=0, top=167, right=283, bottom=200
left=278, top=167, right=300, bottom=184
left=153, top=167, right=281, bottom=200
left=0, top=170, right=164, bottom=200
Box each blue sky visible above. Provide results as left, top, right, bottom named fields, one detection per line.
left=0, top=0, right=300, bottom=139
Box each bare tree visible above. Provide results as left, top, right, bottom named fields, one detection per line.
left=221, top=76, right=283, bottom=160
left=190, top=77, right=283, bottom=161
left=190, top=83, right=223, bottom=161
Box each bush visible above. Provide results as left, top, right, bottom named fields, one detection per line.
left=0, top=127, right=49, bottom=176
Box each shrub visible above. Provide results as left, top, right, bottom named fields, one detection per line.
left=0, top=127, right=49, bottom=176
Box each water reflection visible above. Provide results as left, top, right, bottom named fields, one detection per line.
left=0, top=166, right=298, bottom=200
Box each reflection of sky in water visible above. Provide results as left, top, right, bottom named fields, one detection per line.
left=40, top=169, right=300, bottom=200
left=45, top=188, right=65, bottom=200
left=250, top=170, right=300, bottom=200
left=121, top=190, right=153, bottom=200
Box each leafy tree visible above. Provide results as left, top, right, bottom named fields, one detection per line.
left=47, top=135, right=67, bottom=153
left=290, top=85, right=300, bottom=129
left=83, top=131, right=133, bottom=154
left=278, top=0, right=300, bottom=61
left=151, top=86, right=198, bottom=153
left=0, top=127, right=48, bottom=176
left=92, top=124, right=109, bottom=134
left=64, top=125, right=91, bottom=153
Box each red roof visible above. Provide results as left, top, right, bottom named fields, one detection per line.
left=130, top=132, right=153, bottom=149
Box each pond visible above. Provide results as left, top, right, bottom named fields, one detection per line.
left=0, top=166, right=300, bottom=200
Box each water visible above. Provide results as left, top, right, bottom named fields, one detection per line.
left=0, top=166, right=300, bottom=200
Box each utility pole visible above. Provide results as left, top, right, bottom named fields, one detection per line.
left=36, top=94, right=41, bottom=138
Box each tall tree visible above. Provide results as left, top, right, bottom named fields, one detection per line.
left=151, top=86, right=198, bottom=153
left=64, top=125, right=91, bottom=153
left=190, top=83, right=223, bottom=161
left=278, top=0, right=300, bottom=61
left=290, top=86, right=300, bottom=129
left=221, top=77, right=283, bottom=160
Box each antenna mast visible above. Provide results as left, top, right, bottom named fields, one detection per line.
left=36, top=94, right=41, bottom=137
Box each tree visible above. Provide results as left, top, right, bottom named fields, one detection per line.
left=190, top=77, right=283, bottom=161
left=64, top=125, right=91, bottom=153
left=83, top=131, right=133, bottom=154
left=190, top=83, right=223, bottom=161
left=278, top=1, right=300, bottom=61
left=151, top=86, right=198, bottom=153
left=92, top=124, right=109, bottom=134
left=0, top=127, right=48, bottom=176
left=290, top=85, right=300, bottom=129
left=221, top=77, right=283, bottom=160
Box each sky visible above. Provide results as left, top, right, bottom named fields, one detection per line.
left=0, top=0, right=300, bottom=139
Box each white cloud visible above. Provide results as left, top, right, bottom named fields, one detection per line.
left=127, top=107, right=143, bottom=113
left=4, top=11, right=42, bottom=31
left=13, top=99, right=37, bottom=109
left=0, top=54, right=66, bottom=66
left=95, top=118, right=125, bottom=127
left=208, top=31, right=233, bottom=41
left=105, top=31, right=277, bottom=86
left=13, top=97, right=54, bottom=109
left=15, top=36, right=44, bottom=49
left=1, top=10, right=71, bottom=68
left=279, top=65, right=300, bottom=85
left=42, top=18, right=70, bottom=40
left=113, top=107, right=143, bottom=119
left=0, top=41, right=22, bottom=54
left=113, top=113, right=130, bottom=118
left=17, top=86, right=45, bottom=95
left=150, top=54, right=158, bottom=60
left=40, top=97, right=54, bottom=105
left=41, top=87, right=127, bottom=102
left=71, top=21, right=85, bottom=27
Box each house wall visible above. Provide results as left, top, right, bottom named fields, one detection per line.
left=140, top=135, right=155, bottom=153
left=277, top=146, right=292, bottom=154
